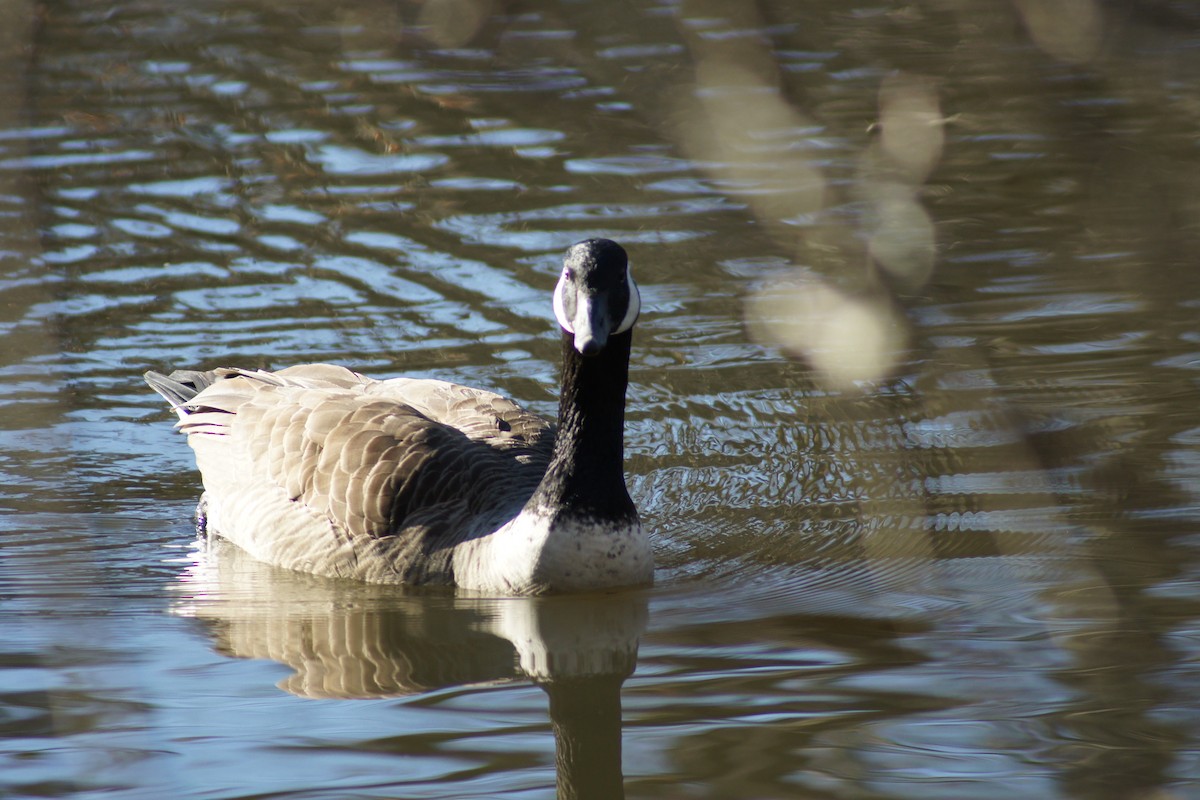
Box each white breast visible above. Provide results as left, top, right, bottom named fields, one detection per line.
left=455, top=508, right=652, bottom=595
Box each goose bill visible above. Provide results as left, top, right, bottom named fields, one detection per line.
left=572, top=293, right=609, bottom=356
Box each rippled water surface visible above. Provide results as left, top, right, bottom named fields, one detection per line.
left=4, top=1, right=1200, bottom=798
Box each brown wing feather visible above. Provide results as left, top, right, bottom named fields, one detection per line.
left=173, top=365, right=555, bottom=583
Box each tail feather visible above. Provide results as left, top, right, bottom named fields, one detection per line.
left=144, top=369, right=222, bottom=419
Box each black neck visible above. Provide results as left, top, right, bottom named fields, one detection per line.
left=527, top=329, right=637, bottom=523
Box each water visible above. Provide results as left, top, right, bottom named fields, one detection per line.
left=3, top=0, right=1200, bottom=797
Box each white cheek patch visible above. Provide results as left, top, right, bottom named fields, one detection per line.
left=614, top=267, right=640, bottom=334
left=553, top=274, right=574, bottom=332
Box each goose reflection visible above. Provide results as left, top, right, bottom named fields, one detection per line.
left=170, top=538, right=645, bottom=800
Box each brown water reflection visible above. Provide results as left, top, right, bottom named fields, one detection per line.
left=2, top=0, right=1200, bottom=798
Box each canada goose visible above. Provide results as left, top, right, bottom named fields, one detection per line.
left=146, top=238, right=652, bottom=595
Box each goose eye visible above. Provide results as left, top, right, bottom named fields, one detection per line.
left=563, top=268, right=574, bottom=281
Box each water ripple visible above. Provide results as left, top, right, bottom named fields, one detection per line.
left=435, top=198, right=734, bottom=250
left=310, top=144, right=450, bottom=176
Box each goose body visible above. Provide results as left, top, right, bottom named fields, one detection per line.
left=146, top=239, right=652, bottom=595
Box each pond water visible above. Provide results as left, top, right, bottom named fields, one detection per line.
left=3, top=1, right=1200, bottom=798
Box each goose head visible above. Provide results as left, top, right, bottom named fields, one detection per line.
left=553, top=239, right=641, bottom=357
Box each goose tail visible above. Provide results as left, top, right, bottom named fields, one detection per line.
left=144, top=369, right=220, bottom=420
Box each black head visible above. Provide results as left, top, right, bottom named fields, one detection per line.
left=553, top=239, right=641, bottom=356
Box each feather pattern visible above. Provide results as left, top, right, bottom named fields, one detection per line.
left=146, top=239, right=653, bottom=594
